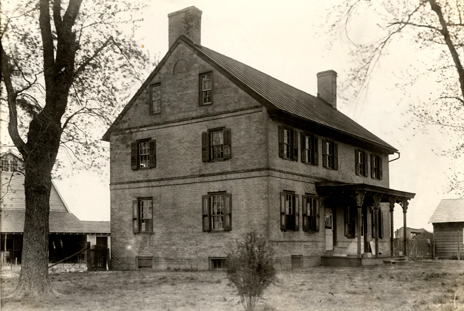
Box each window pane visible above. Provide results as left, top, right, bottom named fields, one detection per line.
left=211, top=194, right=224, bottom=230
left=210, top=130, right=224, bottom=159
left=139, top=141, right=150, bottom=168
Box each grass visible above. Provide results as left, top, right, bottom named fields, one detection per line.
left=1, top=260, right=464, bottom=311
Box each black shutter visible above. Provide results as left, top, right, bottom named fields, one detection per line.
left=302, top=195, right=309, bottom=232
left=333, top=142, right=339, bottom=170
left=370, top=154, right=374, bottom=178
left=355, top=149, right=360, bottom=175
left=224, top=193, right=232, bottom=231
left=148, top=85, right=153, bottom=115
left=278, top=126, right=284, bottom=158
left=292, top=130, right=299, bottom=161
left=280, top=192, right=286, bottom=231
left=322, top=139, right=328, bottom=168
left=313, top=137, right=319, bottom=165
left=133, top=200, right=139, bottom=234
left=202, top=195, right=211, bottom=232
left=131, top=142, right=138, bottom=170
left=315, top=197, right=320, bottom=232
left=294, top=195, right=299, bottom=231
left=344, top=207, right=349, bottom=238
left=149, top=140, right=156, bottom=168
left=202, top=132, right=209, bottom=162
left=301, top=133, right=306, bottom=163
left=363, top=152, right=368, bottom=177
left=378, top=156, right=383, bottom=180
left=223, top=128, right=231, bottom=160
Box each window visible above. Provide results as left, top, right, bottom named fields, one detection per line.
left=199, top=72, right=212, bottom=105
left=371, top=208, right=384, bottom=239
left=278, top=126, right=298, bottom=161
left=0, top=158, right=18, bottom=172
left=355, top=149, right=368, bottom=177
left=202, top=192, right=232, bottom=232
left=344, top=205, right=356, bottom=238
left=149, top=84, right=161, bottom=114
left=132, top=198, right=153, bottom=234
left=322, top=139, right=338, bottom=170
left=131, top=139, right=156, bottom=170
left=371, top=154, right=383, bottom=180
left=210, top=258, right=227, bottom=270
left=301, top=133, right=318, bottom=165
left=302, top=195, right=319, bottom=232
left=202, top=128, right=231, bottom=162
left=137, top=256, right=153, bottom=269
left=280, top=191, right=299, bottom=231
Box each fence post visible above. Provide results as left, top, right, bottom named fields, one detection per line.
left=86, top=242, right=91, bottom=270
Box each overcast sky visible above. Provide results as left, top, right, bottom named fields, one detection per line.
left=46, top=0, right=460, bottom=231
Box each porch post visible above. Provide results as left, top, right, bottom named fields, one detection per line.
left=401, top=199, right=409, bottom=257
left=372, top=195, right=381, bottom=258
left=388, top=197, right=396, bottom=257
left=355, top=192, right=365, bottom=258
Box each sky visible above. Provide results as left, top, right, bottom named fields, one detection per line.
left=3, top=0, right=461, bottom=231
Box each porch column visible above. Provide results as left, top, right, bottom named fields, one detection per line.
left=355, top=192, right=365, bottom=258
left=388, top=197, right=396, bottom=257
left=401, top=199, right=409, bottom=257
left=372, top=195, right=381, bottom=258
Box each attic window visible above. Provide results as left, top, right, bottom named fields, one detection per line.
left=199, top=72, right=212, bottom=106
left=149, top=84, right=161, bottom=115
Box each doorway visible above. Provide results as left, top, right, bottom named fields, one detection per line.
left=325, top=207, right=333, bottom=251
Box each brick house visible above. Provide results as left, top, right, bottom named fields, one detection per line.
left=103, top=7, right=415, bottom=270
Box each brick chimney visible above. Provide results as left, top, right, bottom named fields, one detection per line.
left=317, top=70, right=337, bottom=109
left=168, top=6, right=202, bottom=49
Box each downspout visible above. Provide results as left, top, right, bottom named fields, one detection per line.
left=389, top=151, right=400, bottom=163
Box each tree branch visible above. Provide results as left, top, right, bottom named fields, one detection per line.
left=73, top=36, right=112, bottom=77
left=429, top=0, right=464, bottom=103
left=39, top=0, right=55, bottom=74
left=0, top=40, right=27, bottom=155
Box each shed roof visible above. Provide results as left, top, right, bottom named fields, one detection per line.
left=103, top=36, right=396, bottom=154
left=0, top=209, right=110, bottom=234
left=429, top=199, right=464, bottom=223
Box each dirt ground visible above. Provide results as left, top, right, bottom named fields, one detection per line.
left=1, top=260, right=464, bottom=311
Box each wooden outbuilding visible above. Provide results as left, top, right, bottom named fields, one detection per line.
left=429, top=199, right=464, bottom=259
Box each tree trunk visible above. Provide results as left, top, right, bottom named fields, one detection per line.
left=12, top=114, right=61, bottom=298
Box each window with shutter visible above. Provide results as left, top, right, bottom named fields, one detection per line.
left=202, top=192, right=232, bottom=232
left=133, top=198, right=153, bottom=234
left=302, top=195, right=319, bottom=232
left=131, top=139, right=157, bottom=170
left=371, top=154, right=383, bottom=180
left=322, top=140, right=338, bottom=170
left=371, top=208, right=384, bottom=239
left=301, top=133, right=318, bottom=165
left=280, top=191, right=298, bottom=231
left=355, top=149, right=367, bottom=177
left=278, top=125, right=298, bottom=161
left=202, top=128, right=232, bottom=162
left=199, top=72, right=213, bottom=106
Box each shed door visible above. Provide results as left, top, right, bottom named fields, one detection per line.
left=325, top=207, right=333, bottom=251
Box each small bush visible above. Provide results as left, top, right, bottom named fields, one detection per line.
left=226, top=231, right=276, bottom=311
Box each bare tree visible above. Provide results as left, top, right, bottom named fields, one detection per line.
left=329, top=0, right=464, bottom=195
left=0, top=0, right=150, bottom=297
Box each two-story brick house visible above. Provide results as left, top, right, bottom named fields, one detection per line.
left=103, top=7, right=415, bottom=270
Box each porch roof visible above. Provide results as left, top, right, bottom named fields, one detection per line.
left=315, top=182, right=415, bottom=203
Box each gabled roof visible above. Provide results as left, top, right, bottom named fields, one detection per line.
left=429, top=198, right=464, bottom=223
left=103, top=36, right=396, bottom=154
left=1, top=209, right=110, bottom=234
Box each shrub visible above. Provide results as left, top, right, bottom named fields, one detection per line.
left=226, top=231, right=276, bottom=311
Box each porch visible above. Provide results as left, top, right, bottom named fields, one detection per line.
left=316, top=182, right=415, bottom=265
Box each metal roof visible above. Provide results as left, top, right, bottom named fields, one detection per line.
left=103, top=36, right=397, bottom=154
left=429, top=198, right=464, bottom=223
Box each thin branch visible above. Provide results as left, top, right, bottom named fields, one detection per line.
left=73, top=36, right=112, bottom=77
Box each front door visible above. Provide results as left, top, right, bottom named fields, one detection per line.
left=325, top=207, right=333, bottom=251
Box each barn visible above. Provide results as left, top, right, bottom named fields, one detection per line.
left=429, top=199, right=464, bottom=259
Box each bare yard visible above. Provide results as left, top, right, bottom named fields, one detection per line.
left=1, top=260, right=464, bottom=311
